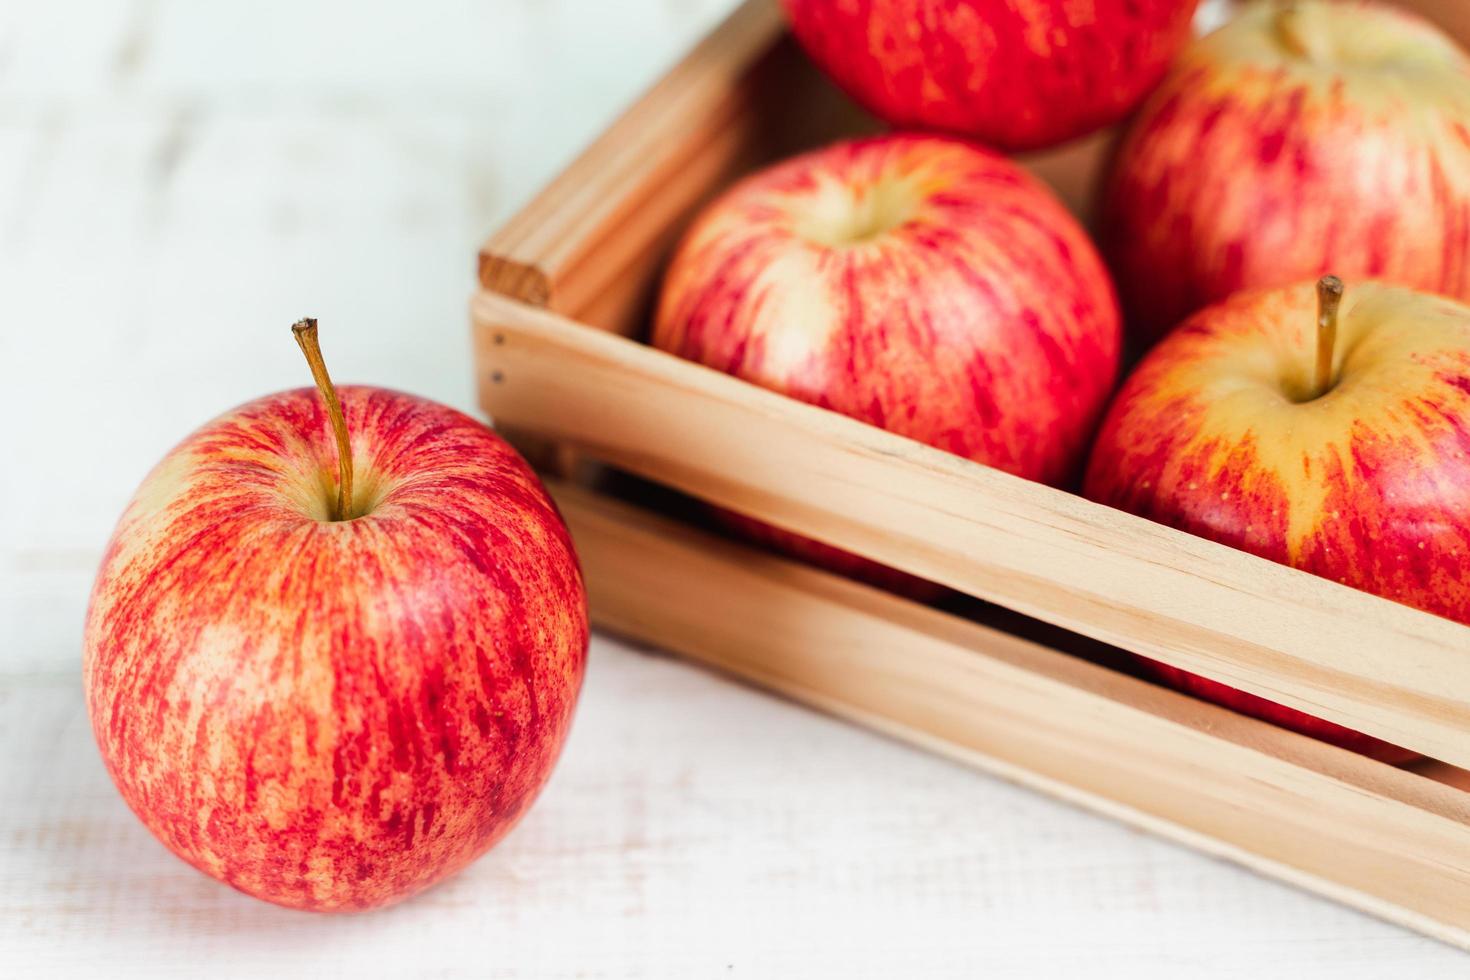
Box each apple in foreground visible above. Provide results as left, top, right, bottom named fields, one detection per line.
left=1085, top=278, right=1470, bottom=761
left=780, top=0, right=1200, bottom=152
left=1103, top=0, right=1470, bottom=345
left=654, top=134, right=1122, bottom=590
left=83, top=321, right=588, bottom=910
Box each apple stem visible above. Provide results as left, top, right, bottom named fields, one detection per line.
left=1314, top=275, right=1344, bottom=400
left=292, top=318, right=354, bottom=521
left=1275, top=1, right=1311, bottom=59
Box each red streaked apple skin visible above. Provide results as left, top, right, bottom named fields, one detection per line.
left=1103, top=0, right=1470, bottom=345
left=1084, top=281, right=1470, bottom=761
left=780, top=0, right=1199, bottom=152
left=83, top=386, right=588, bottom=910
left=654, top=134, right=1121, bottom=588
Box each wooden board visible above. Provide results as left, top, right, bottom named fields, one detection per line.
left=475, top=0, right=866, bottom=337
left=473, top=291, right=1470, bottom=769
left=549, top=480, right=1470, bottom=949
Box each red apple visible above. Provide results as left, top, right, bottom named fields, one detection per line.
left=1084, top=278, right=1470, bottom=761
left=654, top=133, right=1122, bottom=588
left=780, top=0, right=1200, bottom=152
left=83, top=321, right=588, bottom=910
left=1102, top=0, right=1470, bottom=345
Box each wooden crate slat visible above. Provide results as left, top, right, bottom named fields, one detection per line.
left=474, top=291, right=1470, bottom=769
left=477, top=0, right=786, bottom=327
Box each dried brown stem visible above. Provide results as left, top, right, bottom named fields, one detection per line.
left=1314, top=276, right=1344, bottom=400
left=292, top=318, right=354, bottom=521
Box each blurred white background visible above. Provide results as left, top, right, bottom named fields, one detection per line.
left=2, top=1, right=1467, bottom=976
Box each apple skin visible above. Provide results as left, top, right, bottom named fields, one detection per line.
left=654, top=134, right=1122, bottom=589
left=83, top=385, right=588, bottom=910
left=1102, top=0, right=1470, bottom=345
left=780, top=0, right=1200, bottom=152
left=1084, top=281, right=1470, bottom=762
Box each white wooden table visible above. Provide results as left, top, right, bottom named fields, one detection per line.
left=2, top=1, right=1466, bottom=975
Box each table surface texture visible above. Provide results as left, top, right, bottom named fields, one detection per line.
left=3, top=0, right=1466, bottom=975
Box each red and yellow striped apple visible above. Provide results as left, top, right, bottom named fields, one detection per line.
left=780, top=0, right=1200, bottom=152
left=83, top=322, right=588, bottom=910
left=654, top=134, right=1122, bottom=589
left=1084, top=279, right=1470, bottom=761
left=1103, top=0, right=1470, bottom=345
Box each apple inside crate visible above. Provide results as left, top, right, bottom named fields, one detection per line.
left=472, top=0, right=1470, bottom=947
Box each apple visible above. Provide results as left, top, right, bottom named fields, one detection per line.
left=1084, top=277, right=1470, bottom=761
left=780, top=0, right=1201, bottom=152
left=1102, top=0, right=1470, bottom=345
left=654, top=133, right=1122, bottom=588
left=83, top=320, right=588, bottom=910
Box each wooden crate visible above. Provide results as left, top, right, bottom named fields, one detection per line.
left=472, top=0, right=1470, bottom=947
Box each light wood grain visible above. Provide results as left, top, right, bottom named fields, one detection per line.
left=477, top=0, right=786, bottom=332
left=477, top=0, right=878, bottom=482
left=549, top=480, right=1470, bottom=947
left=473, top=291, right=1470, bottom=768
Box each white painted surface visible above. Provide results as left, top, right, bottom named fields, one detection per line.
left=2, top=1, right=1466, bottom=976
